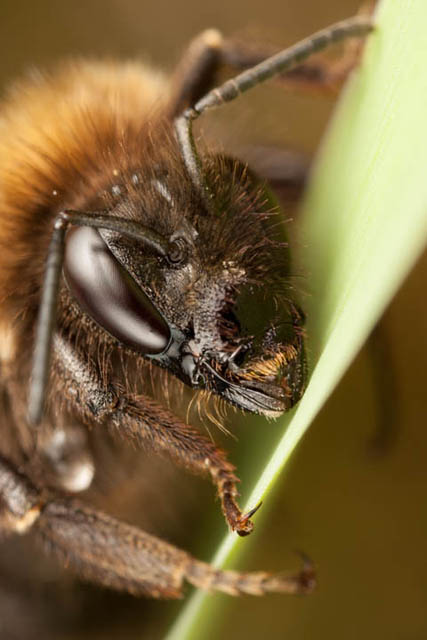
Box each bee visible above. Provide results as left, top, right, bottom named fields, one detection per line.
left=0, top=16, right=372, bottom=599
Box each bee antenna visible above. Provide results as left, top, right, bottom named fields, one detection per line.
left=175, top=15, right=374, bottom=202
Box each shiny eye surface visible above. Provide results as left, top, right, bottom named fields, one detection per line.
left=63, top=226, right=171, bottom=355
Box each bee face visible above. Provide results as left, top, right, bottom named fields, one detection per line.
left=62, top=148, right=306, bottom=416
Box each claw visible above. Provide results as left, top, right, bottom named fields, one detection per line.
left=235, top=501, right=263, bottom=537
left=243, top=500, right=263, bottom=521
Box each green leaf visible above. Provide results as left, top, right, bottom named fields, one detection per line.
left=166, top=1, right=427, bottom=637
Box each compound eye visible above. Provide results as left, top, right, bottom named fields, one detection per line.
left=63, top=226, right=171, bottom=355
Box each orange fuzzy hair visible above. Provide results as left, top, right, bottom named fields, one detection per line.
left=0, top=60, right=169, bottom=319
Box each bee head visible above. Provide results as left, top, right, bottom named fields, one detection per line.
left=63, top=145, right=306, bottom=417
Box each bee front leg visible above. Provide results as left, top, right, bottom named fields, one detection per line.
left=0, top=456, right=314, bottom=598
left=52, top=335, right=257, bottom=536
left=116, top=395, right=258, bottom=536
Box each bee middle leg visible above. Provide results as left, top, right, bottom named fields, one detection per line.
left=0, top=455, right=314, bottom=598
left=53, top=334, right=257, bottom=536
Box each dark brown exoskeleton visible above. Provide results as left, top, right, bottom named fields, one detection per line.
left=0, top=16, right=373, bottom=598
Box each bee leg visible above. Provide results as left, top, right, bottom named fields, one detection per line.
left=118, top=395, right=257, bottom=535
left=123, top=401, right=261, bottom=535
left=120, top=399, right=258, bottom=535
left=38, top=499, right=315, bottom=597
left=168, top=29, right=225, bottom=116
left=0, top=455, right=42, bottom=535
left=53, top=335, right=258, bottom=536
left=0, top=456, right=315, bottom=597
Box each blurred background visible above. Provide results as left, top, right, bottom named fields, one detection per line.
left=0, top=0, right=426, bottom=639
